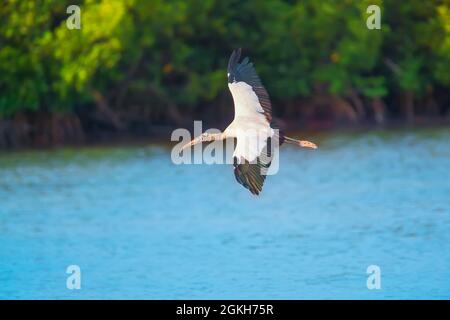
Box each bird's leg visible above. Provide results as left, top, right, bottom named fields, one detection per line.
left=299, top=140, right=317, bottom=149
left=284, top=136, right=318, bottom=149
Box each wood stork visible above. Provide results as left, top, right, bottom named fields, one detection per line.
left=181, top=49, right=317, bottom=195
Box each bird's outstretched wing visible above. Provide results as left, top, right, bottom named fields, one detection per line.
left=227, top=49, right=280, bottom=195
left=233, top=137, right=275, bottom=195
left=227, top=48, right=272, bottom=123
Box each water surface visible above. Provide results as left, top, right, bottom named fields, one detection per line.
left=0, top=127, right=449, bottom=299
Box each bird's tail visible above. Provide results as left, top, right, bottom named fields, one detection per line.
left=283, top=136, right=318, bottom=149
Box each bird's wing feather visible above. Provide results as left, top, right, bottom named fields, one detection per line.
left=227, top=49, right=279, bottom=195
left=233, top=136, right=275, bottom=195
left=227, top=49, right=272, bottom=123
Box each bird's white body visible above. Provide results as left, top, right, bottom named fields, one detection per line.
left=226, top=81, right=275, bottom=163
left=181, top=49, right=317, bottom=195
left=225, top=118, right=275, bottom=163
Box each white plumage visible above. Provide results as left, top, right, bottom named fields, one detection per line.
left=181, top=49, right=317, bottom=195
left=227, top=79, right=274, bottom=163
left=228, top=82, right=266, bottom=120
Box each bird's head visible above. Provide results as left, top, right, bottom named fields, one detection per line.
left=180, top=132, right=214, bottom=152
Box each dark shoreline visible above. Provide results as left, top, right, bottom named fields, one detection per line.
left=1, top=117, right=448, bottom=154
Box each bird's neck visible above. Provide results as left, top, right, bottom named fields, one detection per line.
left=211, top=132, right=226, bottom=141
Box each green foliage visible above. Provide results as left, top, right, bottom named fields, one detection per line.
left=0, top=0, right=449, bottom=117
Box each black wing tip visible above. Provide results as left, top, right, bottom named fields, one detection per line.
left=245, top=182, right=261, bottom=196
left=233, top=162, right=264, bottom=196
left=250, top=183, right=261, bottom=195
left=234, top=48, right=242, bottom=60
left=228, top=48, right=242, bottom=71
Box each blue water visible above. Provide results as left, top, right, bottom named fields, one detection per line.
left=0, top=127, right=449, bottom=299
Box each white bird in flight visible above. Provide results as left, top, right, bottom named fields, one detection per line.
left=182, top=49, right=317, bottom=195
